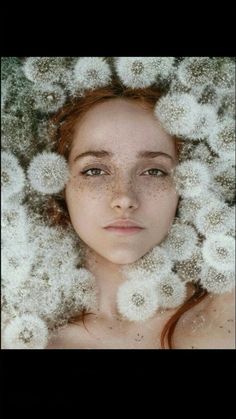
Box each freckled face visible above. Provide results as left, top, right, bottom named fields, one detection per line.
left=65, top=99, right=179, bottom=264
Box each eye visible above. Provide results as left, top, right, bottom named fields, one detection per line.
left=80, top=168, right=107, bottom=176
left=141, top=168, right=167, bottom=177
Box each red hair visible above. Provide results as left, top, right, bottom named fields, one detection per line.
left=47, top=80, right=208, bottom=349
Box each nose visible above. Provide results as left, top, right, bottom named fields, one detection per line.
left=110, top=178, right=139, bottom=211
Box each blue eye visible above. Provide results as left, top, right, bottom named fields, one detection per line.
left=81, top=168, right=106, bottom=176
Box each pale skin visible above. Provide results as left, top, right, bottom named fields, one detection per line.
left=46, top=99, right=235, bottom=349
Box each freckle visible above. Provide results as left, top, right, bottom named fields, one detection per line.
left=219, top=326, right=223, bottom=328
left=228, top=330, right=231, bottom=333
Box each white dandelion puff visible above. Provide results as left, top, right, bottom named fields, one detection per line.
left=213, top=58, right=235, bottom=92
left=1, top=151, right=26, bottom=200
left=188, top=104, right=218, bottom=141
left=156, top=273, right=187, bottom=308
left=190, top=142, right=219, bottom=169
left=151, top=57, right=175, bottom=81
left=197, top=84, right=221, bottom=108
left=161, top=222, right=198, bottom=262
left=2, top=201, right=28, bottom=245
left=23, top=57, right=67, bottom=85
left=2, top=239, right=35, bottom=284
left=1, top=113, right=35, bottom=159
left=200, top=265, right=235, bottom=294
left=175, top=250, right=204, bottom=283
left=121, top=245, right=173, bottom=279
left=207, top=118, right=235, bottom=160
left=117, top=279, right=159, bottom=322
left=27, top=152, right=69, bottom=194
left=32, top=83, right=66, bottom=113
left=177, top=57, right=215, bottom=88
left=195, top=200, right=232, bottom=236
left=213, top=159, right=235, bottom=203
left=154, top=93, right=200, bottom=137
left=73, top=57, right=112, bottom=90
left=115, top=57, right=158, bottom=88
left=2, top=314, right=49, bottom=349
left=202, top=233, right=235, bottom=273
left=173, top=160, right=211, bottom=198
left=218, top=90, right=235, bottom=118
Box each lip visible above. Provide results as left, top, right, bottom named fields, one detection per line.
left=104, top=219, right=144, bottom=235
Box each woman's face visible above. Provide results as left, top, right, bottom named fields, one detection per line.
left=65, top=98, right=179, bottom=265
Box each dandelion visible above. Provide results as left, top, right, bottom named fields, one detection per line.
left=177, top=57, right=215, bottom=88
left=190, top=142, right=219, bottom=169
left=177, top=190, right=222, bottom=224
left=207, top=118, right=235, bottom=160
left=32, top=83, right=66, bottom=113
left=213, top=58, right=235, bottom=92
left=200, top=265, right=235, bottom=294
left=115, top=57, right=158, bottom=88
left=2, top=201, right=28, bottom=245
left=197, top=84, right=221, bottom=108
left=121, top=245, right=173, bottom=279
left=73, top=57, right=112, bottom=90
left=154, top=93, right=200, bottom=137
left=2, top=314, right=49, bottom=349
left=23, top=57, right=67, bottom=85
left=2, top=239, right=35, bottom=284
left=157, top=273, right=187, bottom=308
left=175, top=250, right=203, bottom=283
left=27, top=152, right=69, bottom=194
left=195, top=199, right=232, bottom=236
left=117, top=278, right=159, bottom=322
left=213, top=159, right=235, bottom=204
left=218, top=90, right=235, bottom=118
left=188, top=104, right=218, bottom=141
left=151, top=57, right=175, bottom=81
left=202, top=233, right=235, bottom=273
left=173, top=160, right=211, bottom=198
left=161, top=222, right=198, bottom=262
left=1, top=152, right=26, bottom=200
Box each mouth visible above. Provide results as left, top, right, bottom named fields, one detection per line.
left=104, top=226, right=144, bottom=235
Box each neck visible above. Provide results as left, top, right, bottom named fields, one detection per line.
left=83, top=247, right=127, bottom=320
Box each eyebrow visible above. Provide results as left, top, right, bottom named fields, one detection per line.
left=73, top=149, right=174, bottom=162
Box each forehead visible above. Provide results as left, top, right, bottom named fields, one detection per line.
left=70, top=98, right=176, bottom=158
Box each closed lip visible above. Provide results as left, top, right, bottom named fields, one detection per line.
left=104, top=219, right=144, bottom=228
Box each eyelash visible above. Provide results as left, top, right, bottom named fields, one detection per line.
left=80, top=167, right=168, bottom=177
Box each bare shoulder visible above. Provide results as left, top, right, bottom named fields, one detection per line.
left=175, top=290, right=235, bottom=349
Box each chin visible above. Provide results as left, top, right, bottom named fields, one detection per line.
left=104, top=250, right=144, bottom=265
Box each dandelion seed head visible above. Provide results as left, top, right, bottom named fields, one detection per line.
left=23, top=57, right=67, bottom=85
left=157, top=273, right=187, bottom=308
left=188, top=104, right=218, bottom=140
left=115, top=57, right=158, bottom=88
left=202, top=233, right=235, bottom=273
left=200, top=265, right=235, bottom=294
left=207, top=118, right=235, bottom=159
left=213, top=59, right=235, bottom=92
left=117, top=279, right=159, bottom=322
left=175, top=250, right=203, bottom=283
left=73, top=57, right=112, bottom=90
left=161, top=222, right=198, bottom=261
left=33, top=83, right=66, bottom=113
left=173, top=160, right=211, bottom=198
left=195, top=200, right=232, bottom=236
left=27, top=152, right=69, bottom=194
left=178, top=57, right=215, bottom=88
left=2, top=314, right=49, bottom=349
left=154, top=93, right=200, bottom=137
left=213, top=159, right=236, bottom=204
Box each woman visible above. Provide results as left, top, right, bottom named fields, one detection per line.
left=45, top=82, right=235, bottom=349
left=2, top=57, right=235, bottom=349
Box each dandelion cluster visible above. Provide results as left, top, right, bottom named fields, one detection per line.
left=1, top=152, right=26, bottom=200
